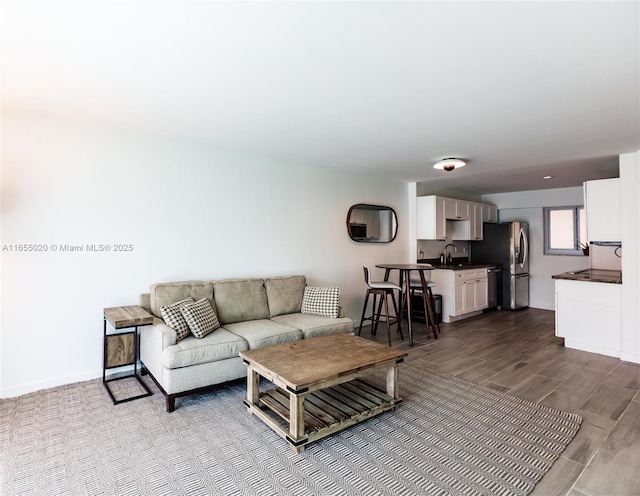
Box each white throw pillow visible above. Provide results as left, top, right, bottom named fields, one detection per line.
left=301, top=287, right=340, bottom=319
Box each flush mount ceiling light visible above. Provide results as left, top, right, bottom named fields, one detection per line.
left=543, top=175, right=553, bottom=180
left=433, top=158, right=466, bottom=172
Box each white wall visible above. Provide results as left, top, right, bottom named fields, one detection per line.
left=482, top=187, right=589, bottom=310
left=619, top=151, right=640, bottom=363
left=0, top=111, right=409, bottom=397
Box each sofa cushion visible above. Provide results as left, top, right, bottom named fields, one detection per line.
left=265, top=275, right=306, bottom=317
left=150, top=281, right=214, bottom=318
left=162, top=328, right=248, bottom=369
left=160, top=297, right=194, bottom=341
left=213, top=278, right=269, bottom=325
left=181, top=298, right=220, bottom=339
left=223, top=319, right=302, bottom=349
left=301, top=287, right=340, bottom=318
left=271, top=313, right=354, bottom=339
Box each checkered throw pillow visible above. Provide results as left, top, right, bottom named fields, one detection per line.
left=180, top=298, right=220, bottom=339
left=301, top=287, right=340, bottom=319
left=160, top=297, right=194, bottom=341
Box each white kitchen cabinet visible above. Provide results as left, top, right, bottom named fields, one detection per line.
left=431, top=268, right=488, bottom=322
left=417, top=196, right=446, bottom=240
left=417, top=195, right=496, bottom=240
left=454, top=282, right=465, bottom=315
left=470, top=203, right=483, bottom=240
left=482, top=204, right=498, bottom=223
left=450, top=203, right=483, bottom=241
left=456, top=269, right=488, bottom=314
left=476, top=276, right=488, bottom=309
left=584, top=178, right=621, bottom=242
left=444, top=198, right=470, bottom=220
left=555, top=279, right=621, bottom=357
left=451, top=203, right=483, bottom=241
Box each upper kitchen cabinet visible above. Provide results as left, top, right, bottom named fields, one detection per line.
left=450, top=203, right=483, bottom=240
left=584, top=178, right=621, bottom=242
left=482, top=204, right=498, bottom=224
left=444, top=198, right=470, bottom=220
left=417, top=196, right=498, bottom=240
left=471, top=203, right=483, bottom=240
left=417, top=196, right=446, bottom=240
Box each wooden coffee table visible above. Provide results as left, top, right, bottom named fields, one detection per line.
left=239, top=333, right=408, bottom=453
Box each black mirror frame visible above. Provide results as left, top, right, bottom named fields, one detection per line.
left=346, top=203, right=398, bottom=243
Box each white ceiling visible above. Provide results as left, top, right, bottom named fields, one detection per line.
left=3, top=1, right=639, bottom=194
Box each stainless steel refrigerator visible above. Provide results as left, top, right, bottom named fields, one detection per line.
left=470, top=221, right=529, bottom=310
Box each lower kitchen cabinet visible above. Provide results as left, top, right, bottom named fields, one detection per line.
left=555, top=279, right=621, bottom=357
left=431, top=268, right=488, bottom=323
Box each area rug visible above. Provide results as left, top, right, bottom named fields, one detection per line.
left=0, top=360, right=581, bottom=496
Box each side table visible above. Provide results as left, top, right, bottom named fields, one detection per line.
left=103, top=305, right=154, bottom=404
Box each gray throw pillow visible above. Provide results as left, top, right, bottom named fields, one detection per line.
left=181, top=298, right=221, bottom=338
left=160, top=297, right=194, bottom=341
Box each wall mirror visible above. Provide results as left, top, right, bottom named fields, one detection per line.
left=347, top=204, right=398, bottom=243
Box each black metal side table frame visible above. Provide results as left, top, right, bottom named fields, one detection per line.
left=103, top=306, right=154, bottom=405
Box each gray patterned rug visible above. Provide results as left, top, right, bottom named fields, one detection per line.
left=0, top=360, right=581, bottom=496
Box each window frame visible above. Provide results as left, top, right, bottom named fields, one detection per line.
left=543, top=205, right=585, bottom=256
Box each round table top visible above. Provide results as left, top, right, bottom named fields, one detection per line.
left=375, top=263, right=434, bottom=270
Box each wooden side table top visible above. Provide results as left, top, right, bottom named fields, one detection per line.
left=240, top=333, right=407, bottom=392
left=104, top=305, right=154, bottom=329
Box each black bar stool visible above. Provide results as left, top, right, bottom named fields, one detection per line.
left=357, top=267, right=403, bottom=346
left=404, top=277, right=440, bottom=339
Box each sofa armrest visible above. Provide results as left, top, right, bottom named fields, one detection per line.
left=140, top=319, right=177, bottom=383
left=140, top=293, right=152, bottom=313
left=141, top=319, right=178, bottom=352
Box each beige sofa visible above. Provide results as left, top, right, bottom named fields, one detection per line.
left=139, top=275, right=354, bottom=412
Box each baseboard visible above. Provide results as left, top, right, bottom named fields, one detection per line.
left=443, top=310, right=483, bottom=323
left=564, top=339, right=621, bottom=359
left=619, top=352, right=640, bottom=364
left=0, top=368, right=103, bottom=399
left=528, top=301, right=555, bottom=311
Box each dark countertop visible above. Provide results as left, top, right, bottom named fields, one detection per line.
left=552, top=269, right=622, bottom=284
left=417, top=259, right=501, bottom=271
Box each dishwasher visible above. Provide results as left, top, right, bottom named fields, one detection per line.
left=486, top=266, right=503, bottom=311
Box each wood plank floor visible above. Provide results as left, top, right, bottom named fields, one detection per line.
left=359, top=307, right=640, bottom=496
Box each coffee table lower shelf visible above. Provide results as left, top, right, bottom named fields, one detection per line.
left=245, top=378, right=402, bottom=452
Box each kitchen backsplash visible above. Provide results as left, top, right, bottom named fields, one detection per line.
left=590, top=244, right=622, bottom=270
left=417, top=239, right=468, bottom=260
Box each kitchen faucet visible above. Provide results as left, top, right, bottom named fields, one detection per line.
left=444, top=243, right=458, bottom=264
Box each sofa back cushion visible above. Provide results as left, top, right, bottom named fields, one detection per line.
left=213, top=278, right=269, bottom=325
left=265, top=275, right=306, bottom=317
left=149, top=281, right=214, bottom=318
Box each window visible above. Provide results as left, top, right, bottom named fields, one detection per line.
left=544, top=206, right=587, bottom=255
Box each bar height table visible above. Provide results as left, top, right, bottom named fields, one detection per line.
left=375, top=264, right=439, bottom=346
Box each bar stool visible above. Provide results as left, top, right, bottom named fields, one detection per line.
left=405, top=276, right=441, bottom=339
left=357, top=267, right=403, bottom=346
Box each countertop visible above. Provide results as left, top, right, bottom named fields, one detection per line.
left=417, top=259, right=501, bottom=271
left=552, top=268, right=622, bottom=284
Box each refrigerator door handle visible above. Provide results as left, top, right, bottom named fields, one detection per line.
left=520, top=226, right=528, bottom=269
